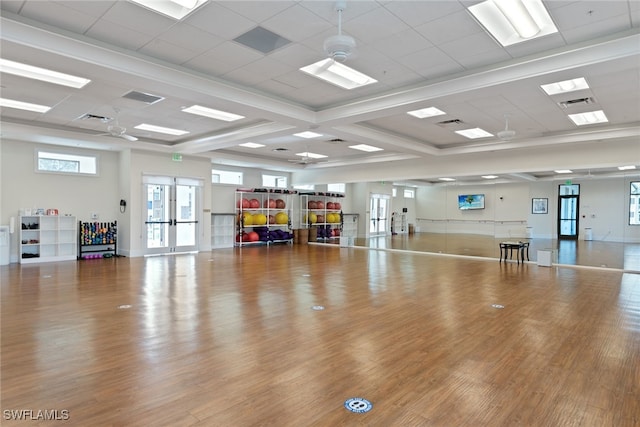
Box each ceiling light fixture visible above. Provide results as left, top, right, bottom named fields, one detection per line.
left=468, top=0, right=557, bottom=46
left=482, top=175, right=499, bottom=179
left=128, top=0, right=207, bottom=20
left=568, top=110, right=608, bottom=126
left=618, top=165, right=636, bottom=171
left=439, top=177, right=456, bottom=182
left=0, top=97, right=51, bottom=113
left=295, top=152, right=327, bottom=159
left=300, top=58, right=377, bottom=90
left=0, top=58, right=91, bottom=88
left=349, top=144, right=383, bottom=152
left=541, top=77, right=589, bottom=95
left=293, top=131, right=323, bottom=139
left=555, top=169, right=573, bottom=174
left=182, top=105, right=244, bottom=122
left=134, top=123, right=189, bottom=136
left=239, top=142, right=265, bottom=148
left=455, top=128, right=494, bottom=139
left=407, top=107, right=446, bottom=118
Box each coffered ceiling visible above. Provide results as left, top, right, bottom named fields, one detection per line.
left=1, top=1, right=639, bottom=185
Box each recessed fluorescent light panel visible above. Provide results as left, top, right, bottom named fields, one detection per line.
left=407, top=107, right=446, bottom=118
left=128, top=0, right=207, bottom=20
left=349, top=144, right=383, bottom=152
left=455, top=128, right=494, bottom=139
left=134, top=123, right=189, bottom=136
left=555, top=169, right=573, bottom=174
left=239, top=142, right=265, bottom=148
left=468, top=0, right=558, bottom=46
left=0, top=59, right=91, bottom=88
left=0, top=97, right=51, bottom=113
left=541, top=77, right=589, bottom=95
left=568, top=110, right=608, bottom=126
left=618, top=165, right=636, bottom=171
left=300, top=58, right=377, bottom=90
left=182, top=105, right=244, bottom=122
left=296, top=152, right=327, bottom=159
left=439, top=177, right=456, bottom=181
left=482, top=175, right=499, bottom=179
left=293, top=131, right=323, bottom=139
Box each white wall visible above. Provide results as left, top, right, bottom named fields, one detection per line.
left=415, top=177, right=639, bottom=242
left=1, top=140, right=120, bottom=262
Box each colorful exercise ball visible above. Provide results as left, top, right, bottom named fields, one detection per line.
left=275, top=212, right=288, bottom=224
left=247, top=231, right=260, bottom=242
left=326, top=213, right=335, bottom=223
left=237, top=198, right=250, bottom=209
left=304, top=213, right=317, bottom=224
left=308, top=200, right=317, bottom=209
left=275, top=199, right=286, bottom=209
left=327, top=202, right=335, bottom=210
left=334, top=202, right=341, bottom=210
left=316, top=215, right=325, bottom=223
left=268, top=215, right=276, bottom=224
left=264, top=199, right=276, bottom=209
left=253, top=213, right=267, bottom=225
left=241, top=212, right=253, bottom=225
left=249, top=198, right=260, bottom=208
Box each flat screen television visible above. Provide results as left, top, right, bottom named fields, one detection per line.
left=458, top=194, right=485, bottom=210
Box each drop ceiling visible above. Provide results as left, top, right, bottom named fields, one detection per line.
left=1, top=0, right=639, bottom=185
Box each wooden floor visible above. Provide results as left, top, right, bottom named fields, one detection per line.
left=345, top=233, right=640, bottom=272
left=1, top=243, right=639, bottom=426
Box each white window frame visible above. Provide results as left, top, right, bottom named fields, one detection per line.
left=327, top=183, right=345, bottom=193
left=262, top=173, right=288, bottom=189
left=404, top=189, right=415, bottom=199
left=36, top=149, right=98, bottom=176
left=212, top=169, right=243, bottom=185
left=293, top=184, right=315, bottom=191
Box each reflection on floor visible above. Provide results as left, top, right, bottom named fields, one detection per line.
left=325, top=232, right=640, bottom=272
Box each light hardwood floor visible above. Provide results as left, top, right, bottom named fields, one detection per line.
left=1, top=243, right=639, bottom=426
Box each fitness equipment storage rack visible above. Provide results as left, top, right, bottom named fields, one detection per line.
left=19, top=215, right=77, bottom=264
left=235, top=188, right=295, bottom=246
left=78, top=221, right=117, bottom=259
left=300, top=192, right=345, bottom=241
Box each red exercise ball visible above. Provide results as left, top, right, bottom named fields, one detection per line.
left=264, top=199, right=276, bottom=209
left=316, top=201, right=325, bottom=210
left=275, top=199, right=286, bottom=209
left=247, top=231, right=260, bottom=242
left=308, top=200, right=317, bottom=209
left=249, top=199, right=260, bottom=209
left=327, top=202, right=335, bottom=210
left=334, top=202, right=341, bottom=210
left=237, top=198, right=250, bottom=209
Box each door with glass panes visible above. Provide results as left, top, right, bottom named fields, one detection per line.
left=144, top=177, right=201, bottom=254
left=369, top=194, right=390, bottom=236
left=558, top=184, right=580, bottom=240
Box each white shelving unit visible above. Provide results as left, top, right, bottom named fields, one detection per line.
left=20, top=215, right=77, bottom=264
left=211, top=213, right=235, bottom=249
left=235, top=190, right=294, bottom=246
left=300, top=193, right=345, bottom=241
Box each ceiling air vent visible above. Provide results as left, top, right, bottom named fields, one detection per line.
left=328, top=138, right=344, bottom=143
left=558, top=97, right=595, bottom=109
left=122, top=90, right=165, bottom=105
left=272, top=147, right=289, bottom=152
left=79, top=113, right=111, bottom=123
left=436, top=119, right=464, bottom=128
left=234, top=26, right=291, bottom=54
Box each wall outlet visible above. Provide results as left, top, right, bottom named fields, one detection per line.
left=91, top=212, right=99, bottom=220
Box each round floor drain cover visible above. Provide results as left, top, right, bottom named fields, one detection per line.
left=344, top=397, right=373, bottom=413
left=491, top=304, right=504, bottom=309
left=117, top=304, right=132, bottom=310
left=311, top=305, right=325, bottom=311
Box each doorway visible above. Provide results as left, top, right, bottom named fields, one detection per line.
left=143, top=176, right=202, bottom=254
left=558, top=184, right=580, bottom=240
left=369, top=193, right=390, bottom=236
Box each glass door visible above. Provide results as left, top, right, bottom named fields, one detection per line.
left=558, top=184, right=580, bottom=240
left=144, top=176, right=201, bottom=254
left=369, top=194, right=390, bottom=236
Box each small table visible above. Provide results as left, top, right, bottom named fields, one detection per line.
left=499, top=241, right=530, bottom=264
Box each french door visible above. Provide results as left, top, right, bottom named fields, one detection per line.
left=558, top=184, right=580, bottom=240
left=370, top=194, right=390, bottom=236
left=143, top=176, right=201, bottom=254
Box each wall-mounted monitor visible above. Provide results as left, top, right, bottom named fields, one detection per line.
left=458, top=194, right=485, bottom=210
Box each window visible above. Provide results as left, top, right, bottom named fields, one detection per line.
left=630, top=181, right=640, bottom=225
left=212, top=169, right=243, bottom=185
left=37, top=150, right=97, bottom=175
left=293, top=184, right=315, bottom=191
left=392, top=188, right=397, bottom=197
left=404, top=189, right=415, bottom=199
left=327, top=183, right=345, bottom=193
left=262, top=174, right=287, bottom=188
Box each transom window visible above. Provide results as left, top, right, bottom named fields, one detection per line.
left=37, top=150, right=97, bottom=175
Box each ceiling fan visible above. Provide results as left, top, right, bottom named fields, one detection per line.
left=323, top=1, right=356, bottom=62
left=95, top=108, right=138, bottom=141
left=497, top=114, right=516, bottom=141
left=288, top=150, right=328, bottom=165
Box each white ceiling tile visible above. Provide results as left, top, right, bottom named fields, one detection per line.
left=157, top=23, right=225, bottom=53
left=56, top=1, right=116, bottom=17
left=399, top=46, right=463, bottom=78
left=0, top=1, right=24, bottom=14
left=344, top=7, right=411, bottom=43
left=371, top=29, right=434, bottom=60
left=86, top=18, right=156, bottom=51
left=414, top=9, right=482, bottom=45
left=102, top=1, right=175, bottom=37
left=19, top=0, right=99, bottom=34
left=138, top=38, right=201, bottom=65
left=184, top=2, right=256, bottom=39
left=184, top=41, right=263, bottom=76
left=551, top=1, right=632, bottom=31
left=261, top=4, right=333, bottom=42
left=560, top=15, right=633, bottom=45
left=439, top=32, right=503, bottom=62
left=217, top=1, right=297, bottom=23
left=384, top=1, right=465, bottom=27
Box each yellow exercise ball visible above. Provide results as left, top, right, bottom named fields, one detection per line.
left=275, top=212, right=288, bottom=224
left=253, top=213, right=267, bottom=225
